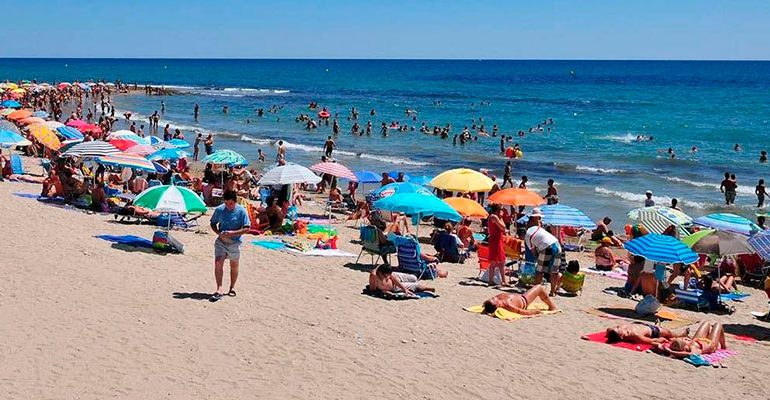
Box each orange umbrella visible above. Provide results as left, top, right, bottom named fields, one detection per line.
left=19, top=116, right=45, bottom=125
left=6, top=109, right=33, bottom=120
left=27, top=123, right=61, bottom=150
left=488, top=188, right=545, bottom=206
left=444, top=197, right=489, bottom=218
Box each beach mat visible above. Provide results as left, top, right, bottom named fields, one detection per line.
left=581, top=331, right=652, bottom=352
left=252, top=240, right=286, bottom=250
left=464, top=301, right=562, bottom=321
left=284, top=248, right=357, bottom=257
left=585, top=268, right=627, bottom=281
left=362, top=287, right=438, bottom=300
left=95, top=234, right=153, bottom=248
left=689, top=349, right=737, bottom=367
left=721, top=292, right=750, bottom=302
left=584, top=306, right=697, bottom=330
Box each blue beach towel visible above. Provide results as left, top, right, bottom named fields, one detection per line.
left=252, top=240, right=286, bottom=250
left=95, top=234, right=154, bottom=248
left=720, top=292, right=750, bottom=302
left=13, top=192, right=41, bottom=199
left=10, top=154, right=24, bottom=175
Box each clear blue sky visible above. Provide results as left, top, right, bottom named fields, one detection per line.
left=4, top=0, right=770, bottom=59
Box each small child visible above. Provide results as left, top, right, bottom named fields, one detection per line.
left=559, top=260, right=585, bottom=295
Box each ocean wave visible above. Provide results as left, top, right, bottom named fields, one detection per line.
left=156, top=85, right=291, bottom=97
left=575, top=165, right=627, bottom=175
left=593, top=187, right=710, bottom=209
left=597, top=133, right=646, bottom=144
left=663, top=176, right=754, bottom=195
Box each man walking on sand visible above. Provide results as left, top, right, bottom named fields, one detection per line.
left=209, top=190, right=251, bottom=301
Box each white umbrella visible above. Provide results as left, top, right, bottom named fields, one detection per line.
left=258, top=163, right=321, bottom=185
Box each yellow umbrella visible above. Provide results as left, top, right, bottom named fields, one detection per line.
left=443, top=197, right=489, bottom=218
left=27, top=123, right=61, bottom=150
left=10, top=88, right=25, bottom=94
left=4, top=82, right=18, bottom=90
left=430, top=168, right=494, bottom=193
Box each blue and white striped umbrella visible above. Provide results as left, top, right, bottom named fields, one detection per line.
left=624, top=233, right=699, bottom=264
left=516, top=204, right=597, bottom=229
left=693, top=213, right=760, bottom=237
left=56, top=126, right=84, bottom=140
left=748, top=230, right=770, bottom=261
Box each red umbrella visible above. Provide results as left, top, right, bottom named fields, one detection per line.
left=66, top=119, right=87, bottom=128
left=109, top=139, right=139, bottom=151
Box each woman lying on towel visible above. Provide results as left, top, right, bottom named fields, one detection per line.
left=369, top=264, right=435, bottom=296
left=606, top=323, right=689, bottom=345
left=482, top=285, right=559, bottom=316
left=653, top=321, right=727, bottom=358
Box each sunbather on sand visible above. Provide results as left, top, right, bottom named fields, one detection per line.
left=606, top=323, right=689, bottom=345
left=369, top=264, right=435, bottom=296
left=482, top=285, right=558, bottom=316
left=653, top=321, right=727, bottom=358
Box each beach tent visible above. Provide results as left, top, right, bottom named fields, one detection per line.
left=430, top=168, right=493, bottom=193
left=311, top=161, right=357, bottom=181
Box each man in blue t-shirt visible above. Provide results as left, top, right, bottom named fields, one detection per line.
left=209, top=190, right=251, bottom=301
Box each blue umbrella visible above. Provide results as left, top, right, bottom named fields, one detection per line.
left=387, top=171, right=411, bottom=181
left=56, top=126, right=84, bottom=140
left=408, top=175, right=434, bottom=185
left=374, top=193, right=461, bottom=222
left=32, top=110, right=49, bottom=118
left=167, top=138, right=190, bottom=149
left=516, top=204, right=597, bottom=229
left=372, top=182, right=433, bottom=198
left=1, top=100, right=21, bottom=109
left=147, top=148, right=188, bottom=161
left=354, top=170, right=381, bottom=183
left=748, top=229, right=770, bottom=261
left=693, top=213, right=760, bottom=237
left=152, top=161, right=169, bottom=174
left=623, top=233, right=699, bottom=264
left=0, top=130, right=29, bottom=146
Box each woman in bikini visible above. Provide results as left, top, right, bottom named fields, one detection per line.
left=481, top=284, right=558, bottom=316
left=605, top=323, right=689, bottom=345
left=653, top=321, right=727, bottom=358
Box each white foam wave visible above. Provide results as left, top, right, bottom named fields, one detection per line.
left=598, top=133, right=638, bottom=144
left=575, top=165, right=626, bottom=174
left=593, top=187, right=710, bottom=209
left=663, top=176, right=754, bottom=195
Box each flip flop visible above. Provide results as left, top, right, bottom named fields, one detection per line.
left=210, top=292, right=223, bottom=302
left=227, top=289, right=237, bottom=297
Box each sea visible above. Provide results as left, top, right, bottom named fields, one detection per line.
left=1, top=59, right=769, bottom=224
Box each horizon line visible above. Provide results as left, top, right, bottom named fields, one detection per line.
left=1, top=57, right=770, bottom=62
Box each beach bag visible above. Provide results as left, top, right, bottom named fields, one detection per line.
left=518, top=261, right=537, bottom=285
left=635, top=295, right=661, bottom=315
left=152, top=230, right=184, bottom=253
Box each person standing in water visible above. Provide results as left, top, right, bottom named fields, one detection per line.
left=276, top=140, right=286, bottom=163
left=204, top=134, right=214, bottom=155
left=193, top=133, right=203, bottom=161
left=324, top=136, right=336, bottom=158
left=502, top=161, right=513, bottom=188
left=720, top=172, right=737, bottom=206
left=194, top=103, right=200, bottom=122
left=756, top=179, right=767, bottom=208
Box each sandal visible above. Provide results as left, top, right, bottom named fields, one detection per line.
left=209, top=292, right=223, bottom=302
left=227, top=289, right=237, bottom=297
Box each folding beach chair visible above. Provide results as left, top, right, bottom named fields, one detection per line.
left=674, top=288, right=710, bottom=311
left=394, top=235, right=436, bottom=280
left=10, top=154, right=25, bottom=175
left=737, top=253, right=770, bottom=288
left=355, top=225, right=395, bottom=268
left=433, top=231, right=468, bottom=264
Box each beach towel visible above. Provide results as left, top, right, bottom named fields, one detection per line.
left=720, top=292, right=750, bottom=302
left=464, top=301, right=562, bottom=321
left=581, top=331, right=653, bottom=352
left=252, top=240, right=286, bottom=250
left=284, top=248, right=357, bottom=257
left=685, top=349, right=737, bottom=367
left=362, top=286, right=438, bottom=300
left=95, top=234, right=153, bottom=248
left=585, top=268, right=628, bottom=281
left=13, top=192, right=42, bottom=199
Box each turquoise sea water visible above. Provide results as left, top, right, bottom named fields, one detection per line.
left=1, top=59, right=769, bottom=223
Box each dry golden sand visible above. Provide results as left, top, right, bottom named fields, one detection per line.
left=2, top=160, right=770, bottom=399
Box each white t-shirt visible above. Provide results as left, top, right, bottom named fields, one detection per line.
left=524, top=226, right=559, bottom=251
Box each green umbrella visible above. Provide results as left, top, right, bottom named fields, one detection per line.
left=133, top=185, right=207, bottom=213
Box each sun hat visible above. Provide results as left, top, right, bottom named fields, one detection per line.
left=530, top=207, right=543, bottom=218
left=601, top=237, right=614, bottom=245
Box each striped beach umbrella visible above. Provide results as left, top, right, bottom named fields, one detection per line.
left=146, top=147, right=188, bottom=160
left=96, top=154, right=157, bottom=172
left=430, top=168, right=494, bottom=193
left=258, top=163, right=321, bottom=185
left=201, top=149, right=247, bottom=166
left=693, top=213, right=760, bottom=237
left=517, top=204, right=597, bottom=229
left=748, top=230, right=770, bottom=261
left=373, top=182, right=433, bottom=198
left=27, top=123, right=61, bottom=150
left=55, top=126, right=84, bottom=140
left=311, top=161, right=357, bottom=181
left=133, top=185, right=207, bottom=213
left=61, top=141, right=120, bottom=157
left=624, top=233, right=699, bottom=264
left=0, top=130, right=31, bottom=146
left=124, top=144, right=159, bottom=157
left=628, top=206, right=692, bottom=238
left=109, top=139, right=141, bottom=151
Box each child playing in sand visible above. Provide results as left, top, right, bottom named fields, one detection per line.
left=481, top=285, right=558, bottom=316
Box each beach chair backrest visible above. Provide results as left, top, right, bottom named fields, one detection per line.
left=435, top=232, right=460, bottom=257
left=477, top=244, right=490, bottom=271
left=359, top=225, right=381, bottom=253
left=674, top=288, right=709, bottom=309
left=396, top=237, right=424, bottom=276
left=10, top=154, right=24, bottom=175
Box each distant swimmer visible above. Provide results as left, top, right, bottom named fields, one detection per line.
left=570, top=70, right=576, bottom=76
left=194, top=103, right=199, bottom=122
left=223, top=106, right=228, bottom=114
left=734, top=143, right=742, bottom=152
left=760, top=150, right=768, bottom=163
left=690, top=146, right=698, bottom=153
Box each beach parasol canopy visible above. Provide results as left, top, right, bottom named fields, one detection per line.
left=6, top=109, right=33, bottom=120
left=146, top=147, right=188, bottom=160
left=43, top=120, right=64, bottom=129
left=628, top=206, right=692, bottom=238
left=201, top=149, right=248, bottom=166
left=19, top=116, right=45, bottom=125
left=133, top=185, right=207, bottom=213
left=96, top=154, right=157, bottom=172
left=373, top=182, right=433, bottom=198
left=354, top=170, right=381, bottom=183
left=516, top=204, right=597, bottom=229
left=488, top=187, right=546, bottom=207
left=55, top=126, right=84, bottom=140
left=109, top=139, right=142, bottom=151
left=311, top=161, right=357, bottom=181
left=748, top=230, right=770, bottom=261
left=167, top=138, right=190, bottom=149
left=61, top=141, right=120, bottom=157
left=408, top=175, right=434, bottom=186
left=32, top=110, right=49, bottom=118
left=1, top=100, right=21, bottom=109
left=258, top=163, right=321, bottom=185
left=692, top=213, right=760, bottom=237
left=27, top=123, right=61, bottom=150
left=430, top=168, right=494, bottom=193
left=125, top=144, right=161, bottom=157
left=65, top=119, right=87, bottom=129
left=0, top=130, right=31, bottom=146
left=682, top=229, right=753, bottom=257
left=374, top=193, right=462, bottom=222
left=444, top=197, right=489, bottom=218
left=623, top=233, right=699, bottom=264
left=0, top=109, right=16, bottom=116
left=108, top=130, right=148, bottom=144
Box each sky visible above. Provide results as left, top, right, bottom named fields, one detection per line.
left=4, top=0, right=770, bottom=60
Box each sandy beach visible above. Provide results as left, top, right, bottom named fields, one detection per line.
left=1, top=160, right=770, bottom=400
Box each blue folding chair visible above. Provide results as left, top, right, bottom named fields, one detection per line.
left=393, top=235, right=436, bottom=280
left=10, top=154, right=25, bottom=175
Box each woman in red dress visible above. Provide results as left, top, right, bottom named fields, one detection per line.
left=487, top=203, right=509, bottom=286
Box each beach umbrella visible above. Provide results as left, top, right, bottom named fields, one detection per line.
left=692, top=213, right=760, bottom=237
left=147, top=136, right=165, bottom=145
left=488, top=188, right=546, bottom=207
left=3, top=83, right=19, bottom=90
left=409, top=175, right=434, bottom=186
left=43, top=120, right=64, bottom=129
left=109, top=139, right=142, bottom=151
left=125, top=144, right=161, bottom=157
left=32, top=110, right=49, bottom=118
left=0, top=120, right=20, bottom=133
left=133, top=185, right=207, bottom=214
left=374, top=192, right=462, bottom=222
left=0, top=109, right=16, bottom=116
left=201, top=149, right=248, bottom=166
left=27, top=124, right=61, bottom=150
left=628, top=206, right=692, bottom=238
left=151, top=140, right=177, bottom=150
left=623, top=233, right=699, bottom=264
left=258, top=163, right=321, bottom=185
left=388, top=171, right=411, bottom=182
left=167, top=138, right=190, bottom=149
left=444, top=197, right=489, bottom=218
left=19, top=116, right=45, bottom=125
left=0, top=130, right=31, bottom=146
left=1, top=100, right=21, bottom=109
left=10, top=88, right=25, bottom=95
left=373, top=182, right=433, bottom=198
left=146, top=147, right=188, bottom=160
left=516, top=204, right=597, bottom=229
left=748, top=230, right=770, bottom=261
left=152, top=161, right=169, bottom=174
left=57, top=82, right=71, bottom=90
left=108, top=130, right=148, bottom=145
left=80, top=124, right=102, bottom=135
left=6, top=109, right=33, bottom=120
left=354, top=170, right=381, bottom=183
left=430, top=168, right=494, bottom=193
left=61, top=141, right=120, bottom=157
left=55, top=126, right=84, bottom=140
left=682, top=229, right=753, bottom=257
left=311, top=161, right=357, bottom=181
left=96, top=154, right=157, bottom=172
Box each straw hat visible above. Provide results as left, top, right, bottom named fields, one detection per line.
left=530, top=207, right=543, bottom=218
